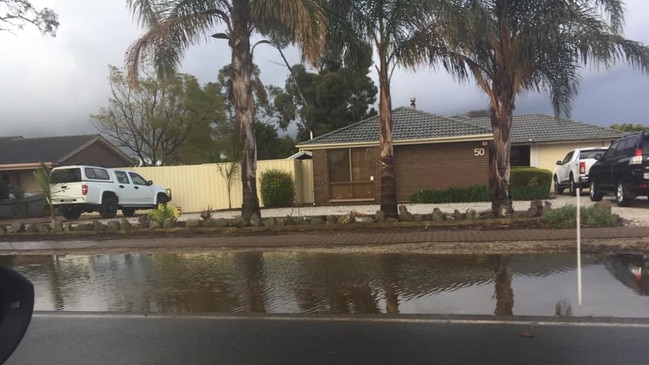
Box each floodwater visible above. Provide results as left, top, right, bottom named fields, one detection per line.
left=3, top=252, right=649, bottom=318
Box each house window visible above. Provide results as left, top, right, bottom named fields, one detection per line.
left=511, top=145, right=530, bottom=166
left=328, top=148, right=375, bottom=201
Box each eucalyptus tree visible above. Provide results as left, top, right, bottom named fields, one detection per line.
left=125, top=0, right=326, bottom=225
left=321, top=0, right=459, bottom=218
left=434, top=0, right=649, bottom=216
left=0, top=0, right=58, bottom=35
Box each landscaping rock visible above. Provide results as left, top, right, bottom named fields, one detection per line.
left=251, top=213, right=263, bottom=227
left=74, top=223, right=94, bottom=231
left=326, top=215, right=337, bottom=225
left=264, top=218, right=276, bottom=227
left=453, top=209, right=464, bottom=221
left=528, top=199, right=544, bottom=217
left=354, top=216, right=374, bottom=224
left=203, top=218, right=229, bottom=228
left=93, top=221, right=107, bottom=232
left=310, top=217, right=325, bottom=225
left=35, top=223, right=50, bottom=233
left=375, top=210, right=385, bottom=223
left=51, top=221, right=64, bottom=233
left=593, top=200, right=612, bottom=213
left=399, top=205, right=413, bottom=222
left=7, top=223, right=25, bottom=233
left=432, top=208, right=445, bottom=222
left=62, top=222, right=72, bottom=232
left=386, top=217, right=399, bottom=224
left=25, top=224, right=38, bottom=233
left=413, top=214, right=423, bottom=222
left=0, top=225, right=6, bottom=234
left=339, top=214, right=353, bottom=224
left=162, top=218, right=175, bottom=229
left=138, top=215, right=150, bottom=228
left=543, top=201, right=553, bottom=214
left=466, top=209, right=477, bottom=220
left=107, top=221, right=121, bottom=231
left=149, top=220, right=161, bottom=229
left=275, top=217, right=286, bottom=226
left=120, top=219, right=132, bottom=230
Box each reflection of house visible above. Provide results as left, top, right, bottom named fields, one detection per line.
left=0, top=135, right=133, bottom=193
left=296, top=108, right=623, bottom=205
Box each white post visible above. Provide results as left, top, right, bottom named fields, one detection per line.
left=577, top=187, right=582, bottom=306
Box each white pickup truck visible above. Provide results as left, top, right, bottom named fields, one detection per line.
left=50, top=165, right=171, bottom=220
left=553, top=147, right=608, bottom=196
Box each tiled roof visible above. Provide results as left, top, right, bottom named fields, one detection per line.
left=451, top=114, right=624, bottom=143
left=298, top=107, right=492, bottom=146
left=298, top=109, right=624, bottom=147
left=0, top=134, right=104, bottom=164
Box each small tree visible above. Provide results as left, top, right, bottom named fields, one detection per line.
left=32, top=163, right=55, bottom=225
left=216, top=161, right=240, bottom=210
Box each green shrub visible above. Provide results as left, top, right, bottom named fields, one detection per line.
left=510, top=167, right=551, bottom=200
left=149, top=203, right=181, bottom=225
left=540, top=204, right=618, bottom=228
left=510, top=167, right=552, bottom=188
left=409, top=185, right=490, bottom=203
left=260, top=169, right=295, bottom=207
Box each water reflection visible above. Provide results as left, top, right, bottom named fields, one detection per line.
left=605, top=253, right=649, bottom=295
left=5, top=252, right=649, bottom=317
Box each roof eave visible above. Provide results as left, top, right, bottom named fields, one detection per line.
left=297, top=134, right=494, bottom=151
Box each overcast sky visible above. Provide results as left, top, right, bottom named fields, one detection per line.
left=1, top=0, right=649, bottom=138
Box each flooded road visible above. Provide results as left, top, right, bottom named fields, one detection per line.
left=3, top=252, right=649, bottom=317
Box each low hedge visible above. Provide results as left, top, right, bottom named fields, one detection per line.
left=409, top=167, right=552, bottom=203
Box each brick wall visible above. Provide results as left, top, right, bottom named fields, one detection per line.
left=394, top=142, right=489, bottom=201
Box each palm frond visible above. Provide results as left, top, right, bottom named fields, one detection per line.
left=126, top=7, right=226, bottom=88
left=251, top=0, right=327, bottom=65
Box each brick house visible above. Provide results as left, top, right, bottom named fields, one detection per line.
left=0, top=135, right=133, bottom=193
left=296, top=108, right=623, bottom=205
left=296, top=108, right=493, bottom=204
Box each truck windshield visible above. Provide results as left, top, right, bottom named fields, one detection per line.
left=50, top=168, right=81, bottom=183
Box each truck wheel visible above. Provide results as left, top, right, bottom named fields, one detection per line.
left=61, top=206, right=82, bottom=220
left=589, top=181, right=602, bottom=201
left=616, top=181, right=635, bottom=207
left=100, top=196, right=118, bottom=218
left=121, top=208, right=135, bottom=217
left=569, top=175, right=576, bottom=196
left=156, top=193, right=168, bottom=206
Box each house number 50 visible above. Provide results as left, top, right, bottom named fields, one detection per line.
left=474, top=148, right=485, bottom=156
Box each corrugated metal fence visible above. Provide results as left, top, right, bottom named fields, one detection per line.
left=131, top=159, right=314, bottom=213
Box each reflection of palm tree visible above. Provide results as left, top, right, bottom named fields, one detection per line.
left=240, top=252, right=267, bottom=313
left=493, top=255, right=513, bottom=316
left=381, top=254, right=401, bottom=314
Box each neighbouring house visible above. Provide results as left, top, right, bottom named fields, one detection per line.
left=449, top=114, right=624, bottom=172
left=0, top=135, right=133, bottom=193
left=296, top=107, right=624, bottom=205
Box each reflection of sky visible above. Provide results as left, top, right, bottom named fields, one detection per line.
left=9, top=252, right=649, bottom=318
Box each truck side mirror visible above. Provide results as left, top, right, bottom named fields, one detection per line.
left=0, top=266, right=34, bottom=364
left=556, top=160, right=562, bottom=165
left=147, top=180, right=153, bottom=186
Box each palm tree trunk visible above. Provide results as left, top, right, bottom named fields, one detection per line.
left=489, top=102, right=514, bottom=217
left=377, top=47, right=398, bottom=219
left=231, top=0, right=261, bottom=226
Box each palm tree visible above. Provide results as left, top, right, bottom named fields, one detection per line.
left=125, top=0, right=326, bottom=225
left=434, top=0, right=649, bottom=216
left=321, top=0, right=459, bottom=219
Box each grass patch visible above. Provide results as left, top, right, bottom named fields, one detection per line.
left=540, top=204, right=619, bottom=228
